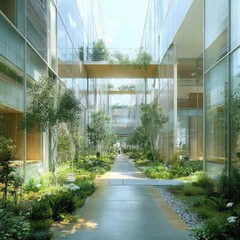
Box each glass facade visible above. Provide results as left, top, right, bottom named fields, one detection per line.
left=204, top=0, right=240, bottom=176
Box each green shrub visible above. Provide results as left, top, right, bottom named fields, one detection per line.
left=0, top=209, right=31, bottom=239
left=23, top=178, right=40, bottom=193
left=166, top=185, right=184, bottom=195
left=144, top=166, right=170, bottom=179
left=191, top=217, right=226, bottom=239
left=30, top=219, right=52, bottom=230
left=209, top=195, right=228, bottom=211
left=39, top=172, right=54, bottom=188
left=74, top=179, right=96, bottom=198
left=192, top=210, right=240, bottom=239
left=193, top=174, right=216, bottom=196
left=28, top=229, right=53, bottom=240
left=217, top=167, right=240, bottom=203
left=193, top=205, right=217, bottom=220
left=135, top=159, right=153, bottom=167
left=30, top=197, right=52, bottom=220
left=182, top=183, right=205, bottom=196
left=48, top=189, right=78, bottom=221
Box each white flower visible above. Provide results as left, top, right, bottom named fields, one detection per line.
left=36, top=184, right=42, bottom=188
left=226, top=202, right=234, bottom=208
left=227, top=216, right=237, bottom=223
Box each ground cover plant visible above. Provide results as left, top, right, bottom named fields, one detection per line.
left=0, top=154, right=114, bottom=239
left=164, top=168, right=240, bottom=240
left=135, top=158, right=203, bottom=180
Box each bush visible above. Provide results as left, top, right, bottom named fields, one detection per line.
left=144, top=165, right=170, bottom=179
left=191, top=217, right=226, bottom=239
left=192, top=209, right=240, bottom=239
left=217, top=167, right=240, bottom=203
left=30, top=197, right=52, bottom=221
left=193, top=174, right=216, bottom=196
left=48, top=189, right=79, bottom=221
left=182, top=183, right=205, bottom=196
left=0, top=208, right=31, bottom=239
left=23, top=178, right=40, bottom=193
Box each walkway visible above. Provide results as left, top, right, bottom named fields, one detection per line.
left=54, top=155, right=192, bottom=240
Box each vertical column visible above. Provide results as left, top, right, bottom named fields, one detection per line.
left=173, top=45, right=178, bottom=150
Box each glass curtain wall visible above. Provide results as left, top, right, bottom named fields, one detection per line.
left=230, top=0, right=240, bottom=168
left=204, top=0, right=228, bottom=176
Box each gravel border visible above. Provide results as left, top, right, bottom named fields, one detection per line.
left=153, top=185, right=202, bottom=228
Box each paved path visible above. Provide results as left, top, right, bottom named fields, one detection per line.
left=54, top=155, right=192, bottom=240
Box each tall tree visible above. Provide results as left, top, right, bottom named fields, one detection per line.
left=91, top=39, right=109, bottom=61
left=19, top=75, right=82, bottom=177
left=86, top=110, right=110, bottom=155
left=0, top=106, right=16, bottom=207
left=139, top=102, right=168, bottom=161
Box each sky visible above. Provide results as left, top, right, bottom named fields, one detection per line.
left=98, top=0, right=149, bottom=105
left=99, top=0, right=149, bottom=56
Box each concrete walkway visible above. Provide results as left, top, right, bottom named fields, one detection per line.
left=54, top=155, right=192, bottom=240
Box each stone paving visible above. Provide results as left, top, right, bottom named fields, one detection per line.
left=52, top=155, right=192, bottom=240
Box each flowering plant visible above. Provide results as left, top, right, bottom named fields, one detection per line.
left=192, top=202, right=240, bottom=239
left=223, top=202, right=240, bottom=238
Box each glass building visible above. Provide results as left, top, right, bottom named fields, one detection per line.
left=1, top=0, right=240, bottom=179
left=140, top=0, right=240, bottom=176
left=0, top=0, right=105, bottom=178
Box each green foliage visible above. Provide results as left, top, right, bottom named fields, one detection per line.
left=192, top=210, right=240, bottom=240
left=217, top=167, right=240, bottom=203
left=142, top=161, right=202, bottom=179
left=0, top=208, right=31, bottom=239
left=23, top=178, right=40, bottom=193
left=182, top=183, right=205, bottom=196
left=192, top=174, right=215, bottom=196
left=0, top=108, right=18, bottom=207
left=79, top=46, right=84, bottom=61
left=76, top=155, right=113, bottom=175
left=57, top=88, right=82, bottom=128
left=144, top=166, right=170, bottom=179
left=209, top=195, right=228, bottom=211
left=30, top=197, right=52, bottom=220
left=39, top=172, right=54, bottom=188
left=109, top=48, right=152, bottom=69
left=231, top=84, right=240, bottom=131
left=91, top=39, right=109, bottom=61
left=28, top=229, right=53, bottom=240
left=57, top=128, right=71, bottom=162
left=139, top=102, right=168, bottom=161
left=191, top=217, right=226, bottom=239
left=86, top=110, right=111, bottom=150
left=133, top=48, right=152, bottom=69
left=18, top=76, right=82, bottom=133
left=73, top=179, right=96, bottom=199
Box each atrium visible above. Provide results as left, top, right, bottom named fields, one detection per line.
left=0, top=0, right=240, bottom=179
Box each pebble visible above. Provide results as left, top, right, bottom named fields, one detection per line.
left=153, top=185, right=202, bottom=228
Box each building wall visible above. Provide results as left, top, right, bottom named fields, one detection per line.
left=204, top=0, right=240, bottom=176
left=0, top=0, right=105, bottom=179
left=140, top=0, right=203, bottom=162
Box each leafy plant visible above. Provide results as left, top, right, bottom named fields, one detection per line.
left=30, top=197, right=52, bottom=221
left=209, top=195, right=228, bottom=211
left=90, top=39, right=109, bottom=61
left=191, top=217, right=226, bottom=239
left=217, top=167, right=240, bottom=203
left=0, top=108, right=17, bottom=207
left=18, top=75, right=82, bottom=175
left=0, top=208, right=31, bottom=239
left=86, top=110, right=111, bottom=154
left=137, top=102, right=168, bottom=162
left=182, top=184, right=205, bottom=196
left=23, top=178, right=40, bottom=193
